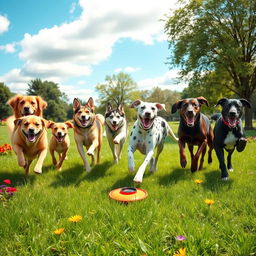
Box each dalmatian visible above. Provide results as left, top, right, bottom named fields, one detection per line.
left=128, top=100, right=178, bottom=183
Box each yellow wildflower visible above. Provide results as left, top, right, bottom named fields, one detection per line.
left=173, top=248, right=186, bottom=256
left=204, top=199, right=215, bottom=205
left=194, top=179, right=203, bottom=184
left=53, top=228, right=65, bottom=235
left=68, top=215, right=82, bottom=223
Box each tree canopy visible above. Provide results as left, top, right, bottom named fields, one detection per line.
left=0, top=83, right=13, bottom=120
left=165, top=0, right=256, bottom=128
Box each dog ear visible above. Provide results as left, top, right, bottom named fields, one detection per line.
left=118, top=104, right=124, bottom=113
left=130, top=100, right=141, bottom=108
left=171, top=100, right=183, bottom=113
left=35, top=96, right=47, bottom=116
left=197, top=96, right=209, bottom=107
left=155, top=103, right=166, bottom=111
left=14, top=118, right=23, bottom=126
left=240, top=99, right=251, bottom=108
left=65, top=121, right=74, bottom=129
left=41, top=118, right=47, bottom=127
left=106, top=103, right=112, bottom=113
left=73, top=98, right=81, bottom=111
left=7, top=95, right=23, bottom=116
left=215, top=98, right=228, bottom=107
left=87, top=97, right=94, bottom=112
left=47, top=120, right=55, bottom=129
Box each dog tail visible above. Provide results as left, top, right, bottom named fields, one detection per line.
left=167, top=122, right=179, bottom=142
left=211, top=113, right=221, bottom=121
left=96, top=114, right=105, bottom=126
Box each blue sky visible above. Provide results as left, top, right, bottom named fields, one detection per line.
left=0, top=0, right=186, bottom=101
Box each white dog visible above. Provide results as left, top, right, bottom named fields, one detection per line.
left=105, top=103, right=127, bottom=163
left=128, top=100, right=178, bottom=183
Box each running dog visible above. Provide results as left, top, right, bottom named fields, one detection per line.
left=73, top=98, right=104, bottom=172
left=171, top=97, right=214, bottom=172
left=211, top=98, right=251, bottom=180
left=105, top=103, right=127, bottom=163
left=11, top=115, right=48, bottom=175
left=47, top=121, right=74, bottom=171
left=128, top=100, right=178, bottom=183
left=7, top=94, right=47, bottom=133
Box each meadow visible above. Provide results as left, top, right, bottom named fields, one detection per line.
left=0, top=122, right=255, bottom=256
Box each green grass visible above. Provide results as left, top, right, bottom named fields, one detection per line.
left=0, top=122, right=256, bottom=256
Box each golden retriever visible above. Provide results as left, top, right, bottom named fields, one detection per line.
left=7, top=94, right=47, bottom=133
left=47, top=121, right=73, bottom=171
left=11, top=115, right=48, bottom=175
left=73, top=97, right=104, bottom=172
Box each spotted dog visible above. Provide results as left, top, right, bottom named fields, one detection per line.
left=105, top=103, right=127, bottom=163
left=128, top=100, right=178, bottom=183
left=211, top=98, right=251, bottom=180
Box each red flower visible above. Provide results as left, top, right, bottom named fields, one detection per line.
left=6, top=187, right=17, bottom=193
left=3, top=179, right=11, bottom=185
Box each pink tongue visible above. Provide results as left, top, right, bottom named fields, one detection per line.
left=81, top=120, right=87, bottom=126
left=112, top=124, right=118, bottom=130
left=187, top=117, right=194, bottom=125
left=57, top=136, right=63, bottom=142
left=28, top=134, right=35, bottom=142
left=228, top=118, right=236, bottom=127
left=143, top=118, right=151, bottom=128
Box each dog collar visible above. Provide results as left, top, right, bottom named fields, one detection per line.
left=222, top=117, right=239, bottom=128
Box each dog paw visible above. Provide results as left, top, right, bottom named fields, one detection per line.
left=113, top=139, right=119, bottom=144
left=133, top=175, right=142, bottom=183
left=56, top=163, right=62, bottom=171
left=85, top=165, right=92, bottom=172
left=18, top=159, right=26, bottom=167
left=34, top=165, right=42, bottom=174
left=114, top=158, right=119, bottom=164
left=150, top=167, right=157, bottom=173
left=128, top=166, right=135, bottom=172
left=221, top=176, right=229, bottom=181
left=87, top=149, right=94, bottom=156
left=180, top=159, right=187, bottom=168
left=228, top=168, right=234, bottom=172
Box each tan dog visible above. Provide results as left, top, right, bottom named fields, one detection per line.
left=47, top=121, right=73, bottom=171
left=73, top=97, right=104, bottom=172
left=11, top=115, right=48, bottom=175
left=7, top=94, right=47, bottom=133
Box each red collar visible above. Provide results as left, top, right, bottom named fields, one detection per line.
left=222, top=117, right=239, bottom=128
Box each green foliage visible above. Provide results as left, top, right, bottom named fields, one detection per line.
left=165, top=0, right=256, bottom=128
left=96, top=72, right=137, bottom=120
left=0, top=83, right=13, bottom=119
left=27, top=79, right=69, bottom=121
left=0, top=124, right=256, bottom=255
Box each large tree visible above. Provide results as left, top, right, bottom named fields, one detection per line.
left=0, top=83, right=13, bottom=119
left=95, top=72, right=137, bottom=121
left=165, top=0, right=256, bottom=129
left=27, top=79, right=68, bottom=121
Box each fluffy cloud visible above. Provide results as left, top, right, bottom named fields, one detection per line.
left=138, top=70, right=187, bottom=92
left=0, top=43, right=16, bottom=53
left=0, top=15, right=10, bottom=34
left=114, top=66, right=141, bottom=73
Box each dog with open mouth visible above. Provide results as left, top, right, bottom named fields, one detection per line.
left=171, top=97, right=214, bottom=173
left=211, top=98, right=251, bottom=180
left=73, top=97, right=105, bottom=172
left=47, top=121, right=74, bottom=171
left=105, top=102, right=127, bottom=163
left=128, top=100, right=178, bottom=183
left=11, top=115, right=48, bottom=175
left=6, top=94, right=47, bottom=133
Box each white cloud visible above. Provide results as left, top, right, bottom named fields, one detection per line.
left=114, top=66, right=141, bottom=73
left=0, top=15, right=10, bottom=34
left=138, top=70, right=187, bottom=91
left=0, top=43, right=16, bottom=53
left=69, top=2, right=77, bottom=14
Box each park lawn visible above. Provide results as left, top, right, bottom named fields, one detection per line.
left=0, top=122, right=255, bottom=256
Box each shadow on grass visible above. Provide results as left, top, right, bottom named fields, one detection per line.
left=202, top=170, right=234, bottom=191
left=49, top=161, right=112, bottom=188
left=158, top=168, right=191, bottom=186
left=110, top=173, right=134, bottom=190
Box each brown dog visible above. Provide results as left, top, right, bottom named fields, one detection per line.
left=171, top=97, right=214, bottom=172
left=47, top=121, right=73, bottom=171
left=11, top=115, right=48, bottom=175
left=7, top=94, right=47, bottom=133
left=73, top=97, right=104, bottom=172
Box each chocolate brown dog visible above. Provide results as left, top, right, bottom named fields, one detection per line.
left=172, top=97, right=214, bottom=172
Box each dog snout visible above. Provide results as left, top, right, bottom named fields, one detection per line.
left=229, top=111, right=237, bottom=117
left=145, top=112, right=151, bottom=117
left=113, top=120, right=117, bottom=125
left=28, top=128, right=35, bottom=133
left=57, top=131, right=62, bottom=136
left=24, top=106, right=30, bottom=112
left=187, top=110, right=194, bottom=117
left=81, top=115, right=86, bottom=120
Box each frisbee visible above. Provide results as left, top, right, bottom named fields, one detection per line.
left=109, top=187, right=148, bottom=203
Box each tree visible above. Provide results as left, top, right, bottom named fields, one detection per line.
left=27, top=79, right=68, bottom=121
left=165, top=0, right=256, bottom=129
left=95, top=72, right=138, bottom=121
left=0, top=83, right=13, bottom=119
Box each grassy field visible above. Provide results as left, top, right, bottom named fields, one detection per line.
left=0, top=122, right=255, bottom=256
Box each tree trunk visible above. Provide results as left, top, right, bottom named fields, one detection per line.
left=244, top=107, right=253, bottom=130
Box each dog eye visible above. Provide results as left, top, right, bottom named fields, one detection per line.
left=78, top=110, right=82, bottom=114
left=24, top=122, right=29, bottom=126
left=110, top=116, right=113, bottom=119
left=151, top=107, right=156, bottom=111
left=141, top=106, right=146, bottom=110
left=62, top=128, right=65, bottom=130
left=31, top=101, right=36, bottom=105
left=35, top=123, right=40, bottom=127
left=54, top=127, right=58, bottom=130
left=117, top=116, right=120, bottom=119
left=85, top=110, right=90, bottom=114
left=20, top=101, right=25, bottom=105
